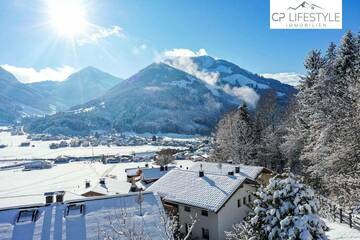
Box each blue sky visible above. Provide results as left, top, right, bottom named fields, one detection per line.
left=0, top=0, right=359, bottom=83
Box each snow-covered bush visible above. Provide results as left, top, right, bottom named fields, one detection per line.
left=226, top=172, right=328, bottom=240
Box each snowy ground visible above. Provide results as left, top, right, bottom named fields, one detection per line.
left=0, top=132, right=175, bottom=160
left=0, top=160, right=195, bottom=208
left=324, top=219, right=360, bottom=239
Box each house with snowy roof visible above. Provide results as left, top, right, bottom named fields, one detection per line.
left=77, top=177, right=131, bottom=197
left=0, top=192, right=169, bottom=240
left=125, top=165, right=175, bottom=191
left=147, top=163, right=263, bottom=240
left=141, top=166, right=176, bottom=184
left=189, top=162, right=273, bottom=185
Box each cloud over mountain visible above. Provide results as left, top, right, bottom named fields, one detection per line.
left=0, top=65, right=75, bottom=83
left=163, top=48, right=219, bottom=85
left=163, top=48, right=208, bottom=58
left=223, top=85, right=259, bottom=108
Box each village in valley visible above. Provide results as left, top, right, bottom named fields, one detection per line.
left=0, top=126, right=271, bottom=239
left=1, top=1, right=360, bottom=239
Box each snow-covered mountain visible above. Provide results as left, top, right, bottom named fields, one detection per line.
left=0, top=67, right=56, bottom=123
left=28, top=66, right=122, bottom=109
left=26, top=63, right=239, bottom=135
left=25, top=56, right=297, bottom=135
left=0, top=66, right=122, bottom=123
left=165, top=55, right=297, bottom=104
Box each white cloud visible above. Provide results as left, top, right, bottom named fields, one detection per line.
left=163, top=48, right=218, bottom=85
left=0, top=65, right=75, bottom=83
left=133, top=44, right=147, bottom=55
left=223, top=85, right=260, bottom=108
left=77, top=25, right=125, bottom=46
left=163, top=48, right=207, bottom=58
left=261, top=72, right=303, bottom=86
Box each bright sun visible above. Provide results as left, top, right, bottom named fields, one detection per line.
left=47, top=0, right=88, bottom=38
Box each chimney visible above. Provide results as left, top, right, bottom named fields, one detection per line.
left=55, top=191, right=65, bottom=203
left=199, top=164, right=204, bottom=177
left=44, top=192, right=54, bottom=204
left=228, top=171, right=234, bottom=176
left=235, top=167, right=240, bottom=173
left=85, top=180, right=91, bottom=188
left=99, top=178, right=105, bottom=185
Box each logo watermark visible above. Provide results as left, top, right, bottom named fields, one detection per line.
left=270, top=0, right=342, bottom=29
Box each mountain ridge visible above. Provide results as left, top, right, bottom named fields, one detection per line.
left=28, top=66, right=122, bottom=109
left=25, top=58, right=297, bottom=135
left=0, top=67, right=58, bottom=123
left=26, top=62, right=240, bottom=135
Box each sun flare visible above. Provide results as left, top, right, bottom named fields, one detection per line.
left=47, top=0, right=88, bottom=38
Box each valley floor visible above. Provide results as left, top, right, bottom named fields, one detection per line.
left=0, top=131, right=174, bottom=160
left=0, top=160, right=195, bottom=208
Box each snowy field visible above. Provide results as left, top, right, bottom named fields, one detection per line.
left=0, top=160, right=195, bottom=208
left=0, top=132, right=175, bottom=160
left=324, top=219, right=360, bottom=239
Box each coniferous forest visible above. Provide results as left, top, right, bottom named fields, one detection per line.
left=213, top=30, right=360, bottom=210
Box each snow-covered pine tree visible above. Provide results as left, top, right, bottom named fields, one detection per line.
left=232, top=103, right=256, bottom=165
left=279, top=100, right=304, bottom=174
left=301, top=44, right=340, bottom=184
left=325, top=31, right=360, bottom=207
left=212, top=113, right=234, bottom=162
left=226, top=172, right=328, bottom=240
left=336, top=31, right=357, bottom=78
left=213, top=103, right=256, bottom=164
left=254, top=89, right=285, bottom=171
left=328, top=31, right=359, bottom=174
left=281, top=50, right=324, bottom=176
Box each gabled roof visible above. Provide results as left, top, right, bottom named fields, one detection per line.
left=77, top=178, right=131, bottom=196
left=141, top=166, right=176, bottom=182
left=147, top=169, right=254, bottom=212
left=189, top=162, right=268, bottom=180
left=125, top=166, right=175, bottom=180
left=0, top=192, right=168, bottom=240
left=125, top=167, right=142, bottom=177
left=0, top=191, right=85, bottom=209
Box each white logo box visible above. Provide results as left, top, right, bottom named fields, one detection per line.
left=270, top=0, right=342, bottom=29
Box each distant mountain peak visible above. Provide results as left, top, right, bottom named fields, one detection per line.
left=74, top=66, right=106, bottom=76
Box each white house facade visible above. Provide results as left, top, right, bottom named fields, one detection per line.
left=147, top=163, right=265, bottom=240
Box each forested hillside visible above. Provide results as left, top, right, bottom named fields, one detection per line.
left=213, top=31, right=360, bottom=209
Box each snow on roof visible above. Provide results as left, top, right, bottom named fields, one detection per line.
left=0, top=161, right=195, bottom=208
left=126, top=166, right=176, bottom=180
left=141, top=166, right=176, bottom=181
left=0, top=191, right=85, bottom=209
left=189, top=162, right=266, bottom=180
left=147, top=169, right=251, bottom=212
left=125, top=167, right=141, bottom=177
left=0, top=192, right=168, bottom=240
left=77, top=177, right=131, bottom=196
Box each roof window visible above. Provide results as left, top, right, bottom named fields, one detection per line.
left=65, top=203, right=85, bottom=217
left=16, top=209, right=39, bottom=223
